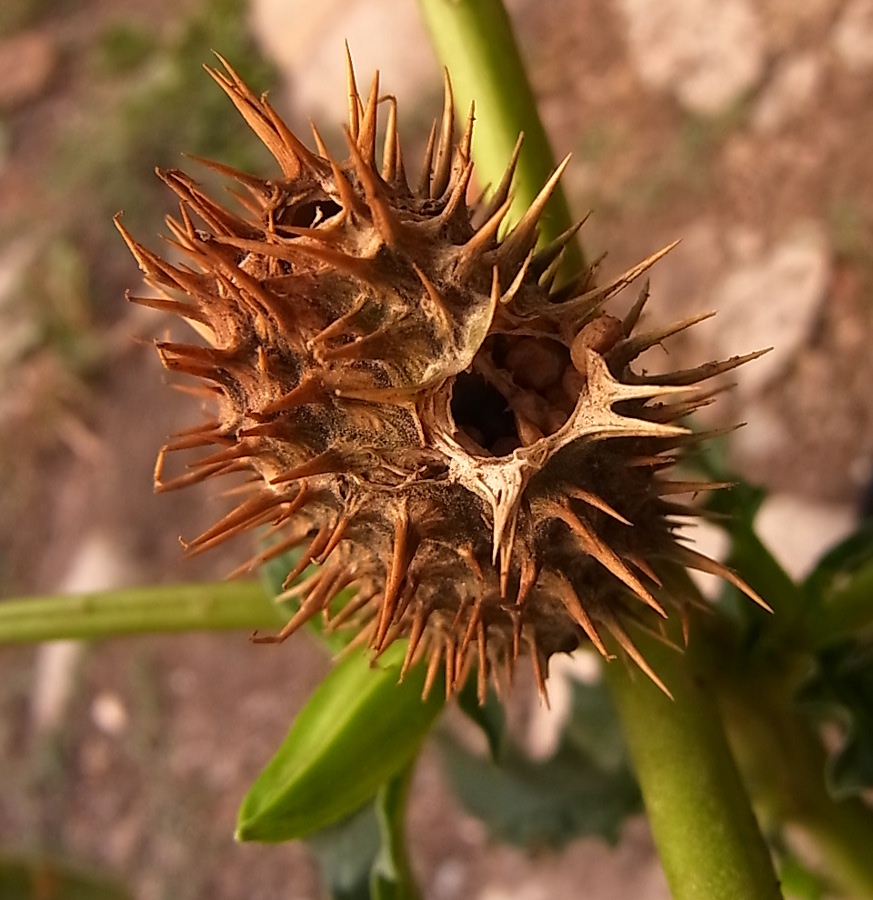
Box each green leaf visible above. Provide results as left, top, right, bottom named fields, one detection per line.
left=304, top=765, right=422, bottom=900
left=562, top=678, right=631, bottom=773
left=802, top=524, right=873, bottom=647
left=799, top=643, right=873, bottom=798
left=0, top=856, right=129, bottom=900
left=439, top=677, right=640, bottom=848
left=803, top=523, right=873, bottom=602
left=307, top=802, right=381, bottom=900
left=236, top=642, right=445, bottom=842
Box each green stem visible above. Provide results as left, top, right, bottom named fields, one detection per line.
left=371, top=762, right=422, bottom=900
left=418, top=0, right=583, bottom=265
left=604, top=632, right=783, bottom=900
left=0, top=581, right=282, bottom=643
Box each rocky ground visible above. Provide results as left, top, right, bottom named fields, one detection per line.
left=1, top=0, right=873, bottom=898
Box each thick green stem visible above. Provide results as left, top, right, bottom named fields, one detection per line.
left=0, top=581, right=282, bottom=643
left=604, top=633, right=783, bottom=900
left=418, top=0, right=583, bottom=266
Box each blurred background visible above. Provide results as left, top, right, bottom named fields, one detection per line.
left=1, top=0, right=873, bottom=897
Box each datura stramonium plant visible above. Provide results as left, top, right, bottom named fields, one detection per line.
left=117, top=56, right=768, bottom=702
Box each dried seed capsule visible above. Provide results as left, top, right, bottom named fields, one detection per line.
left=118, top=56, right=767, bottom=700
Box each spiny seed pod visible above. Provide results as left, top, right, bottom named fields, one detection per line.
left=117, top=53, right=767, bottom=702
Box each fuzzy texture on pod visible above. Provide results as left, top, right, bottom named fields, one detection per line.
left=117, top=54, right=767, bottom=702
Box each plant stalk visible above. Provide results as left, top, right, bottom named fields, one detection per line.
left=604, top=630, right=783, bottom=900
left=0, top=582, right=282, bottom=643
left=418, top=0, right=583, bottom=267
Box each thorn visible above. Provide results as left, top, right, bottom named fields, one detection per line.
left=374, top=499, right=410, bottom=648
left=461, top=195, right=514, bottom=263
left=226, top=518, right=311, bottom=579
left=621, top=281, right=650, bottom=336
left=400, top=606, right=428, bottom=680
left=313, top=127, right=366, bottom=218
left=315, top=512, right=352, bottom=564
left=214, top=232, right=372, bottom=281
left=458, top=101, right=475, bottom=162
left=309, top=293, right=368, bottom=348
left=444, top=631, right=457, bottom=698
left=546, top=500, right=667, bottom=617
left=257, top=374, right=324, bottom=416
left=358, top=70, right=381, bottom=165
left=621, top=554, right=660, bottom=589
left=516, top=551, right=539, bottom=606
left=498, top=155, right=572, bottom=267
left=280, top=520, right=332, bottom=588
left=671, top=545, right=772, bottom=612
left=531, top=215, right=588, bottom=278
left=475, top=620, right=489, bottom=704
left=318, top=320, right=398, bottom=361
left=345, top=42, right=361, bottom=140
left=345, top=127, right=399, bottom=246
left=431, top=160, right=475, bottom=230
left=612, top=311, right=717, bottom=366
left=680, top=603, right=691, bottom=646
left=566, top=487, right=633, bottom=526
left=655, top=480, right=734, bottom=496
left=600, top=609, right=673, bottom=698
left=458, top=594, right=485, bottom=661
left=185, top=153, right=270, bottom=193
left=184, top=492, right=284, bottom=556
left=417, top=120, right=438, bottom=198
left=431, top=69, right=455, bottom=199
left=188, top=442, right=254, bottom=469
left=637, top=349, right=771, bottom=387
left=126, top=292, right=208, bottom=325
left=479, top=133, right=523, bottom=223
left=326, top=584, right=377, bottom=630
left=412, top=262, right=451, bottom=329
left=269, top=449, right=342, bottom=485
left=422, top=638, right=443, bottom=700
left=259, top=93, right=328, bottom=176
left=381, top=95, right=399, bottom=182
left=255, top=566, right=342, bottom=645
left=558, top=241, right=680, bottom=318
left=525, top=631, right=550, bottom=707
left=206, top=56, right=301, bottom=179
left=553, top=574, right=611, bottom=658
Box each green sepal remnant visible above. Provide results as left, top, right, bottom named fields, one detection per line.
left=236, top=641, right=444, bottom=842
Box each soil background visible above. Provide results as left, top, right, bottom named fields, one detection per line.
left=2, top=1, right=873, bottom=898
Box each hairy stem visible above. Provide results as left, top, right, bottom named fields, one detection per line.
left=418, top=0, right=583, bottom=267
left=604, top=630, right=783, bottom=900
left=0, top=581, right=282, bottom=642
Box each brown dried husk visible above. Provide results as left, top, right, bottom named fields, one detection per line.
left=117, top=54, right=767, bottom=702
